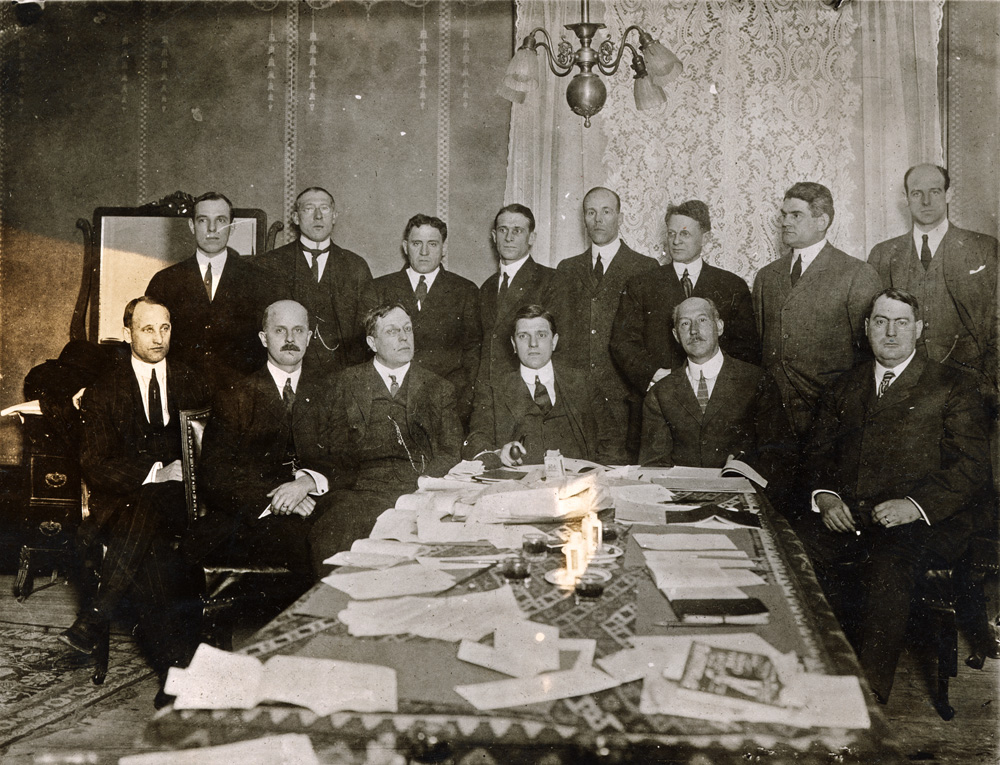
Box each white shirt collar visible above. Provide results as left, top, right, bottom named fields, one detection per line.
left=196, top=249, right=227, bottom=274
left=373, top=358, right=411, bottom=393
left=686, top=348, right=724, bottom=382
left=406, top=266, right=440, bottom=292
left=874, top=350, right=917, bottom=390
left=499, top=255, right=530, bottom=285
left=266, top=360, right=302, bottom=395
left=912, top=218, right=949, bottom=258
left=792, top=238, right=827, bottom=273
left=299, top=235, right=332, bottom=251
left=672, top=257, right=704, bottom=285
left=592, top=239, right=621, bottom=267
left=519, top=360, right=556, bottom=405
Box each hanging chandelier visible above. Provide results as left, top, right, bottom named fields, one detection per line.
left=498, top=0, right=682, bottom=127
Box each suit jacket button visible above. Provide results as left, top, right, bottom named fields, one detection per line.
left=591, top=329, right=597, bottom=335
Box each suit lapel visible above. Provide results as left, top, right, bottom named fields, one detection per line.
left=701, top=358, right=736, bottom=424
left=671, top=365, right=704, bottom=422
left=873, top=355, right=925, bottom=413
left=393, top=269, right=421, bottom=316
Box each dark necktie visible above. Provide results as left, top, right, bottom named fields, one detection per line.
left=696, top=370, right=710, bottom=413
left=415, top=275, right=428, bottom=309
left=148, top=369, right=164, bottom=427
left=203, top=262, right=213, bottom=301
left=878, top=370, right=895, bottom=398
left=498, top=271, right=509, bottom=304
left=304, top=246, right=328, bottom=282
left=593, top=254, right=604, bottom=282
left=533, top=375, right=552, bottom=414
left=389, top=374, right=400, bottom=398
left=681, top=268, right=693, bottom=298
left=282, top=377, right=295, bottom=413
left=920, top=234, right=932, bottom=271
left=790, top=254, right=802, bottom=287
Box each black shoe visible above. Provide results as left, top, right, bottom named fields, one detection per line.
left=58, top=608, right=107, bottom=655
left=153, top=671, right=176, bottom=710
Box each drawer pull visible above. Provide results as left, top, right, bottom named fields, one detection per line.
left=39, top=521, right=63, bottom=536
left=44, top=472, right=68, bottom=489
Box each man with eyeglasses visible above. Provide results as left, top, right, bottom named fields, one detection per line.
left=867, top=164, right=997, bottom=398
left=611, top=200, right=758, bottom=409
left=308, top=302, right=462, bottom=575
left=478, top=204, right=555, bottom=386
left=464, top=304, right=614, bottom=468
left=257, top=187, right=373, bottom=377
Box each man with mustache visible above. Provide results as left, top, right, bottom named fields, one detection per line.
left=309, top=303, right=462, bottom=575
left=146, top=192, right=267, bottom=395
left=611, top=200, right=759, bottom=414
left=63, top=296, right=210, bottom=701
left=464, top=304, right=614, bottom=467
left=639, top=297, right=794, bottom=500
left=257, top=187, right=373, bottom=377
left=187, top=299, right=342, bottom=582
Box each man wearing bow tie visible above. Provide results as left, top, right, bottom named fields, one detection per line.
left=752, top=182, right=881, bottom=440
left=464, top=304, right=613, bottom=468
left=146, top=192, right=267, bottom=394
left=360, top=214, right=481, bottom=426
left=63, top=297, right=210, bottom=689
left=189, top=300, right=341, bottom=581
left=867, top=164, right=998, bottom=397
left=257, top=187, right=373, bottom=377
left=798, top=288, right=990, bottom=704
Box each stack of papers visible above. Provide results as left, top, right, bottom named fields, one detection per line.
left=633, top=533, right=766, bottom=601
left=164, top=644, right=397, bottom=715
left=119, top=734, right=319, bottom=765
left=321, top=562, right=457, bottom=600
left=339, top=584, right=524, bottom=641
left=323, top=538, right=423, bottom=569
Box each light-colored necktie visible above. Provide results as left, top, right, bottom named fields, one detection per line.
left=203, top=262, right=213, bottom=301
left=696, top=370, right=710, bottom=413
left=389, top=374, right=400, bottom=398
left=878, top=371, right=895, bottom=398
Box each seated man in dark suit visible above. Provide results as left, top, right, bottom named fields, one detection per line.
left=64, top=297, right=209, bottom=693
left=146, top=191, right=266, bottom=395
left=464, top=304, right=613, bottom=467
left=360, top=214, right=481, bottom=425
left=308, top=303, right=462, bottom=574
left=611, top=200, right=759, bottom=402
left=188, top=300, right=342, bottom=583
left=797, top=288, right=991, bottom=703
left=639, top=297, right=794, bottom=498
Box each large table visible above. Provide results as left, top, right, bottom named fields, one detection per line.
left=148, top=482, right=905, bottom=764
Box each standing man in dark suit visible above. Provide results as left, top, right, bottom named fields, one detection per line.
left=360, top=214, right=481, bottom=426
left=867, top=164, right=997, bottom=395
left=308, top=303, right=462, bottom=574
left=256, top=187, right=373, bottom=377
left=640, top=298, right=793, bottom=483
left=797, top=288, right=991, bottom=703
left=753, top=182, right=882, bottom=439
left=478, top=204, right=555, bottom=386
left=464, top=304, right=614, bottom=467
left=551, top=187, right=658, bottom=462
left=189, top=300, right=342, bottom=582
left=146, top=192, right=266, bottom=395
left=63, top=297, right=209, bottom=688
left=611, top=200, right=758, bottom=401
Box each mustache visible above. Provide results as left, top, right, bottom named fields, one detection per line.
left=280, top=343, right=301, bottom=352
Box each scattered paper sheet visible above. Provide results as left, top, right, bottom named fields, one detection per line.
left=119, top=734, right=319, bottom=765
left=1, top=400, right=42, bottom=418
left=321, top=563, right=456, bottom=600
left=633, top=533, right=738, bottom=550
left=644, top=561, right=765, bottom=590
left=634, top=466, right=754, bottom=493
left=610, top=483, right=676, bottom=504
left=339, top=585, right=524, bottom=642
left=324, top=551, right=408, bottom=569
left=454, top=667, right=622, bottom=710
left=369, top=506, right=420, bottom=543
left=164, top=644, right=398, bottom=715
left=457, top=621, right=561, bottom=678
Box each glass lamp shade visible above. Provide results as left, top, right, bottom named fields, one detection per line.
left=497, top=81, right=527, bottom=104
left=566, top=71, right=607, bottom=124
left=501, top=46, right=540, bottom=94
left=633, top=74, right=666, bottom=111
left=641, top=39, right=683, bottom=85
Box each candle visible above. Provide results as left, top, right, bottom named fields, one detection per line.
left=581, top=511, right=602, bottom=555
left=564, top=531, right=587, bottom=579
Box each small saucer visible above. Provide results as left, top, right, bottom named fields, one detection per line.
left=592, top=544, right=623, bottom=561
left=544, top=567, right=612, bottom=587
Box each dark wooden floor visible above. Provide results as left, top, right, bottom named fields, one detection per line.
left=0, top=570, right=997, bottom=764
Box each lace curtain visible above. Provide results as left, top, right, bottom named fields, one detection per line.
left=505, top=1, right=942, bottom=282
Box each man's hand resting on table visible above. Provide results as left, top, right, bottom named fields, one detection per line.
left=499, top=441, right=526, bottom=467
left=815, top=491, right=856, bottom=534
left=268, top=475, right=317, bottom=517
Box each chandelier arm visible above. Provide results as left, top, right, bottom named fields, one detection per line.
left=597, top=40, right=641, bottom=77
left=530, top=35, right=576, bottom=78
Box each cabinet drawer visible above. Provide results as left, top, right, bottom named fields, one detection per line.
left=29, top=454, right=80, bottom=504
